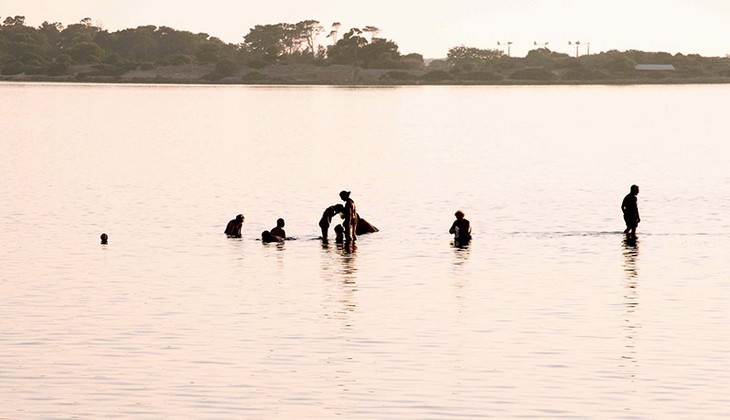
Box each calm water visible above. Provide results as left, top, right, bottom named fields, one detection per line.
left=1, top=82, right=729, bottom=419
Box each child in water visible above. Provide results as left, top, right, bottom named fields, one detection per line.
left=334, top=224, right=345, bottom=244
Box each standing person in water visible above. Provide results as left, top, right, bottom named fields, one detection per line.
left=339, top=190, right=358, bottom=242
left=449, top=210, right=472, bottom=244
left=224, top=213, right=244, bottom=238
left=319, top=204, right=344, bottom=240
left=621, top=185, right=640, bottom=238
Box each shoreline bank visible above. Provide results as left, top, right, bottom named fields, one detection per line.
left=3, top=63, right=730, bottom=86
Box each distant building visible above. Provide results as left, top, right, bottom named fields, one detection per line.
left=635, top=64, right=676, bottom=71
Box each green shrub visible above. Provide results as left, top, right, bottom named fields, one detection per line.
left=204, top=59, right=238, bottom=80
left=46, top=62, right=70, bottom=76
left=1, top=61, right=25, bottom=75
left=510, top=67, right=555, bottom=81
left=241, top=71, right=266, bottom=82
left=421, top=70, right=452, bottom=82
left=247, top=59, right=269, bottom=69
left=380, top=71, right=417, bottom=81
left=562, top=69, right=606, bottom=81
left=169, top=54, right=193, bottom=65
left=459, top=71, right=502, bottom=81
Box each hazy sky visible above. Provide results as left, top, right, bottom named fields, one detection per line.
left=4, top=0, right=730, bottom=58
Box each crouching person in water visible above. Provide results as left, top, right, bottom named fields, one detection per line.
left=356, top=217, right=379, bottom=235
left=449, top=210, right=472, bottom=244
left=225, top=213, right=244, bottom=238
left=319, top=204, right=344, bottom=241
left=262, top=218, right=286, bottom=243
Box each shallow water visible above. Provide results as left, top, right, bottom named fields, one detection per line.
left=1, top=82, right=730, bottom=418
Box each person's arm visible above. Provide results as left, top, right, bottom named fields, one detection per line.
left=449, top=221, right=456, bottom=234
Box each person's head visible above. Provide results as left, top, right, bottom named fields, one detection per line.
left=339, top=190, right=351, bottom=201
left=455, top=210, right=465, bottom=220
left=333, top=204, right=345, bottom=213
left=630, top=185, right=639, bottom=195
left=276, top=218, right=285, bottom=228
left=236, top=214, right=244, bottom=223
left=100, top=233, right=108, bottom=244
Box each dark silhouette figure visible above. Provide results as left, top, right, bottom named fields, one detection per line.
left=339, top=190, right=358, bottom=242
left=100, top=233, right=108, bottom=245
left=334, top=224, right=345, bottom=244
left=355, top=216, right=379, bottom=235
left=319, top=204, right=345, bottom=240
left=449, top=210, right=472, bottom=244
left=261, top=230, right=284, bottom=243
left=270, top=218, right=286, bottom=240
left=224, top=214, right=244, bottom=238
left=621, top=185, right=640, bottom=238
left=261, top=218, right=286, bottom=243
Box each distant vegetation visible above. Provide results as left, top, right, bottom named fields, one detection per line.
left=2, top=15, right=729, bottom=84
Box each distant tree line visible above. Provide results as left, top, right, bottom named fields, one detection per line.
left=0, top=16, right=424, bottom=79
left=379, top=45, right=729, bottom=84
left=423, top=45, right=730, bottom=82
left=2, top=15, right=729, bottom=82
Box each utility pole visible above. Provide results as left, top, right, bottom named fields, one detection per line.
left=569, top=41, right=590, bottom=57
left=497, top=41, right=513, bottom=57
left=569, top=41, right=581, bottom=58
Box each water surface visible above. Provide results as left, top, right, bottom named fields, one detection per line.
left=1, top=83, right=729, bottom=418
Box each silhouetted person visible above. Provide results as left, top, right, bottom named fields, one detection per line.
left=261, top=230, right=284, bottom=243
left=622, top=185, right=640, bottom=238
left=270, top=218, right=286, bottom=240
left=355, top=216, right=379, bottom=235
left=224, top=213, right=244, bottom=238
left=334, top=224, right=345, bottom=244
left=100, top=233, right=108, bottom=245
left=340, top=190, right=358, bottom=242
left=319, top=204, right=345, bottom=240
left=449, top=210, right=472, bottom=244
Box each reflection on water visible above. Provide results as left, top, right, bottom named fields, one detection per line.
left=320, top=240, right=358, bottom=323
left=620, top=236, right=640, bottom=389
left=451, top=240, right=471, bottom=268
left=337, top=246, right=358, bottom=320
left=622, top=236, right=640, bottom=279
